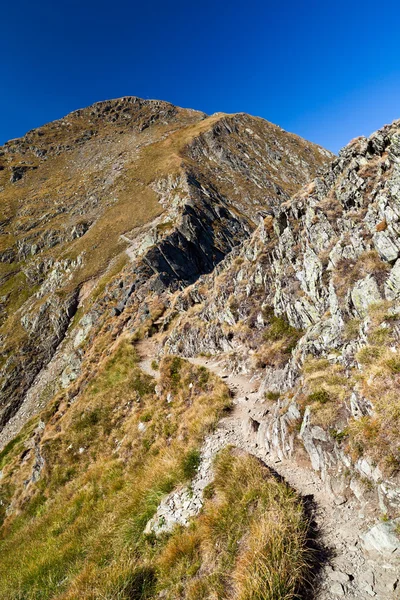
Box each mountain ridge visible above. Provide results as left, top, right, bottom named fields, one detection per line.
left=1, top=98, right=400, bottom=599
left=0, top=97, right=331, bottom=435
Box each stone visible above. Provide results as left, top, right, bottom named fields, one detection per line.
left=364, top=584, right=376, bottom=597
left=351, top=275, right=381, bottom=317
left=61, top=353, right=82, bottom=389
left=361, top=570, right=375, bottom=587
left=334, top=495, right=347, bottom=506
left=385, top=258, right=400, bottom=300
left=327, top=569, right=350, bottom=584
left=373, top=230, right=400, bottom=262
left=330, top=582, right=345, bottom=596
left=361, top=518, right=400, bottom=560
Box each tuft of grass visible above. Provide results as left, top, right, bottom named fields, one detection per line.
left=180, top=449, right=201, bottom=480
left=307, top=389, right=330, bottom=404
left=385, top=356, right=400, bottom=374
left=256, top=308, right=303, bottom=368
left=265, top=390, right=281, bottom=401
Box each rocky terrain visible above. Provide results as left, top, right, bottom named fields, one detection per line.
left=0, top=97, right=399, bottom=599
left=0, top=96, right=329, bottom=437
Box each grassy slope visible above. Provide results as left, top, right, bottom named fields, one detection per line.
left=0, top=338, right=310, bottom=600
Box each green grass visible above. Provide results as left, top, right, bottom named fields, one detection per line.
left=307, top=389, right=330, bottom=404
left=180, top=449, right=201, bottom=480
left=0, top=338, right=232, bottom=600
left=0, top=335, right=312, bottom=600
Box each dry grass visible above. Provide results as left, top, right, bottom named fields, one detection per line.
left=301, top=357, right=352, bottom=429
left=256, top=308, right=303, bottom=368
left=300, top=302, right=400, bottom=472
left=0, top=335, right=313, bottom=600
left=157, top=449, right=311, bottom=600
left=349, top=342, right=400, bottom=471
left=0, top=337, right=231, bottom=600
left=332, top=250, right=389, bottom=298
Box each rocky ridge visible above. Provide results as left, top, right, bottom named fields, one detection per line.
left=0, top=97, right=329, bottom=441
left=144, top=122, right=400, bottom=594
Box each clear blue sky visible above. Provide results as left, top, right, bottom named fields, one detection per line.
left=2, top=0, right=400, bottom=153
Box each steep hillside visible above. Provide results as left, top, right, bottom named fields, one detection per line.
left=155, top=123, right=400, bottom=596
left=0, top=98, right=336, bottom=600
left=0, top=96, right=330, bottom=440
left=161, top=122, right=400, bottom=480
left=3, top=98, right=400, bottom=598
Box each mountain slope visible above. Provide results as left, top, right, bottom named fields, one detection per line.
left=0, top=98, right=337, bottom=600
left=155, top=122, right=400, bottom=596
left=3, top=99, right=400, bottom=598
left=0, top=97, right=331, bottom=439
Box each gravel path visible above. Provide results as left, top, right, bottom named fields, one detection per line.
left=137, top=339, right=399, bottom=599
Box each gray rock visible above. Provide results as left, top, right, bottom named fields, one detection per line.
left=351, top=275, right=381, bottom=317
left=385, top=258, right=400, bottom=299
left=373, top=230, right=400, bottom=262
left=361, top=518, right=400, bottom=560
left=327, top=568, right=350, bottom=584
left=330, top=581, right=345, bottom=596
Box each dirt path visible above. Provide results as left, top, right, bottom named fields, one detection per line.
left=137, top=339, right=399, bottom=599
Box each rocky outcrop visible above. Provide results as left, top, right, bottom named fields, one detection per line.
left=158, top=120, right=400, bottom=518
left=0, top=98, right=331, bottom=435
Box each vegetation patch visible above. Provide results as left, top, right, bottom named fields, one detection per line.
left=307, top=389, right=330, bottom=404
left=0, top=338, right=232, bottom=600
left=256, top=307, right=303, bottom=368
left=156, top=448, right=312, bottom=600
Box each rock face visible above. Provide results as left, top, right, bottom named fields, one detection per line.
left=0, top=97, right=330, bottom=435
left=158, top=121, right=400, bottom=515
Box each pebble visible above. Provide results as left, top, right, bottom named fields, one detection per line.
left=330, top=582, right=345, bottom=596
left=327, top=568, right=350, bottom=584
left=364, top=583, right=376, bottom=597
left=334, top=495, right=347, bottom=506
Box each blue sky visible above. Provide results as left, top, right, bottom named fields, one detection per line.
left=1, top=0, right=400, bottom=153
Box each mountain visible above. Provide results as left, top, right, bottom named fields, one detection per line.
left=0, top=96, right=330, bottom=438
left=0, top=98, right=399, bottom=599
